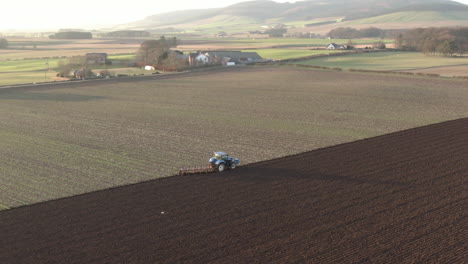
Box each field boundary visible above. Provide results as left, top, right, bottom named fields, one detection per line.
left=270, top=63, right=468, bottom=80
left=0, top=66, right=247, bottom=92
left=252, top=50, right=468, bottom=80
left=2, top=117, right=465, bottom=213
left=2, top=49, right=467, bottom=90
left=234, top=117, right=468, bottom=168
left=253, top=49, right=393, bottom=64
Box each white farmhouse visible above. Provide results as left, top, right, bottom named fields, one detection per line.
left=327, top=43, right=347, bottom=50
left=188, top=52, right=210, bottom=66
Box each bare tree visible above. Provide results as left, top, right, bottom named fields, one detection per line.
left=372, top=40, right=386, bottom=49
left=163, top=51, right=188, bottom=69
left=57, top=61, right=73, bottom=77
left=394, top=33, right=404, bottom=49
left=398, top=27, right=468, bottom=56
left=0, top=38, right=8, bottom=49
left=137, top=36, right=177, bottom=66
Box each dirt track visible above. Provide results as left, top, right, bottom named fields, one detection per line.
left=0, top=118, right=467, bottom=263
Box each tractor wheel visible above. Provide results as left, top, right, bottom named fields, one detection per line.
left=230, top=162, right=237, bottom=169
left=217, top=163, right=226, bottom=172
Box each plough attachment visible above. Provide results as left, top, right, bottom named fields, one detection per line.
left=179, top=152, right=240, bottom=176
left=179, top=166, right=215, bottom=176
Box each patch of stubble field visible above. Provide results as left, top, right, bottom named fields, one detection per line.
left=0, top=67, right=467, bottom=209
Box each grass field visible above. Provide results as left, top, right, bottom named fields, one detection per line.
left=0, top=71, right=61, bottom=85
left=178, top=38, right=393, bottom=50
left=241, top=49, right=345, bottom=60
left=0, top=54, right=141, bottom=85
left=0, top=67, right=467, bottom=210
left=0, top=48, right=139, bottom=61
left=1, top=38, right=383, bottom=61
left=222, top=38, right=391, bottom=47
left=0, top=49, right=69, bottom=85
left=347, top=11, right=468, bottom=25
left=295, top=51, right=468, bottom=71
left=0, top=58, right=63, bottom=72
left=0, top=36, right=388, bottom=85
left=232, top=38, right=391, bottom=45
left=0, top=38, right=141, bottom=84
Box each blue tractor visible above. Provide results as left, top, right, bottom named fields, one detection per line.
left=209, top=152, right=240, bottom=172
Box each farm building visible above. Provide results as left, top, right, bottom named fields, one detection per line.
left=188, top=51, right=263, bottom=66
left=172, top=50, right=187, bottom=58
left=188, top=52, right=210, bottom=66
left=204, top=51, right=264, bottom=65
left=86, top=53, right=108, bottom=65
left=327, top=43, right=347, bottom=50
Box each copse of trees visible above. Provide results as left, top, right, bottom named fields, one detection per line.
left=49, top=32, right=92, bottom=39
left=328, top=27, right=386, bottom=39
left=373, top=40, right=386, bottom=49
left=395, top=27, right=468, bottom=56
left=104, top=30, right=150, bottom=38
left=57, top=56, right=90, bottom=78
left=0, top=38, right=8, bottom=49
left=137, top=36, right=182, bottom=69
left=265, top=28, right=287, bottom=37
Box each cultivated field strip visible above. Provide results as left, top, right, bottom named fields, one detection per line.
left=1, top=67, right=468, bottom=210
left=0, top=118, right=466, bottom=263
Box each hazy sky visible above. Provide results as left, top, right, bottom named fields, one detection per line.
left=1, top=0, right=468, bottom=30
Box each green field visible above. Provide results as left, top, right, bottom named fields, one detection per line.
left=347, top=11, right=468, bottom=25
left=0, top=48, right=139, bottom=61
left=0, top=54, right=140, bottom=86
left=241, top=49, right=346, bottom=60
left=108, top=54, right=136, bottom=60
left=178, top=37, right=394, bottom=51
left=295, top=51, right=468, bottom=71
left=218, top=38, right=392, bottom=47
left=283, top=18, right=344, bottom=28
left=0, top=67, right=467, bottom=210
left=0, top=56, right=65, bottom=85
left=0, top=58, right=63, bottom=72
left=0, top=36, right=384, bottom=86
left=0, top=71, right=61, bottom=85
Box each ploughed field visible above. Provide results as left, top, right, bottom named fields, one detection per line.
left=1, top=67, right=468, bottom=210
left=1, top=119, right=466, bottom=263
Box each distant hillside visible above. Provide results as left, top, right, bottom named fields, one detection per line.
left=347, top=11, right=468, bottom=25
left=112, top=0, right=468, bottom=34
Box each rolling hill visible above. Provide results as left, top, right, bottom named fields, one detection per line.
left=113, top=0, right=468, bottom=34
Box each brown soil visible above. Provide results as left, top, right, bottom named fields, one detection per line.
left=0, top=118, right=466, bottom=264
left=402, top=65, right=468, bottom=77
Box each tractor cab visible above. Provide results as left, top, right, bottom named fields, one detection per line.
left=209, top=152, right=240, bottom=172
left=213, top=152, right=230, bottom=161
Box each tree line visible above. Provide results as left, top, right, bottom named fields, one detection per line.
left=104, top=30, right=150, bottom=38
left=395, top=27, right=468, bottom=56
left=328, top=27, right=386, bottom=39
left=0, top=38, right=8, bottom=49
left=49, top=32, right=93, bottom=39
